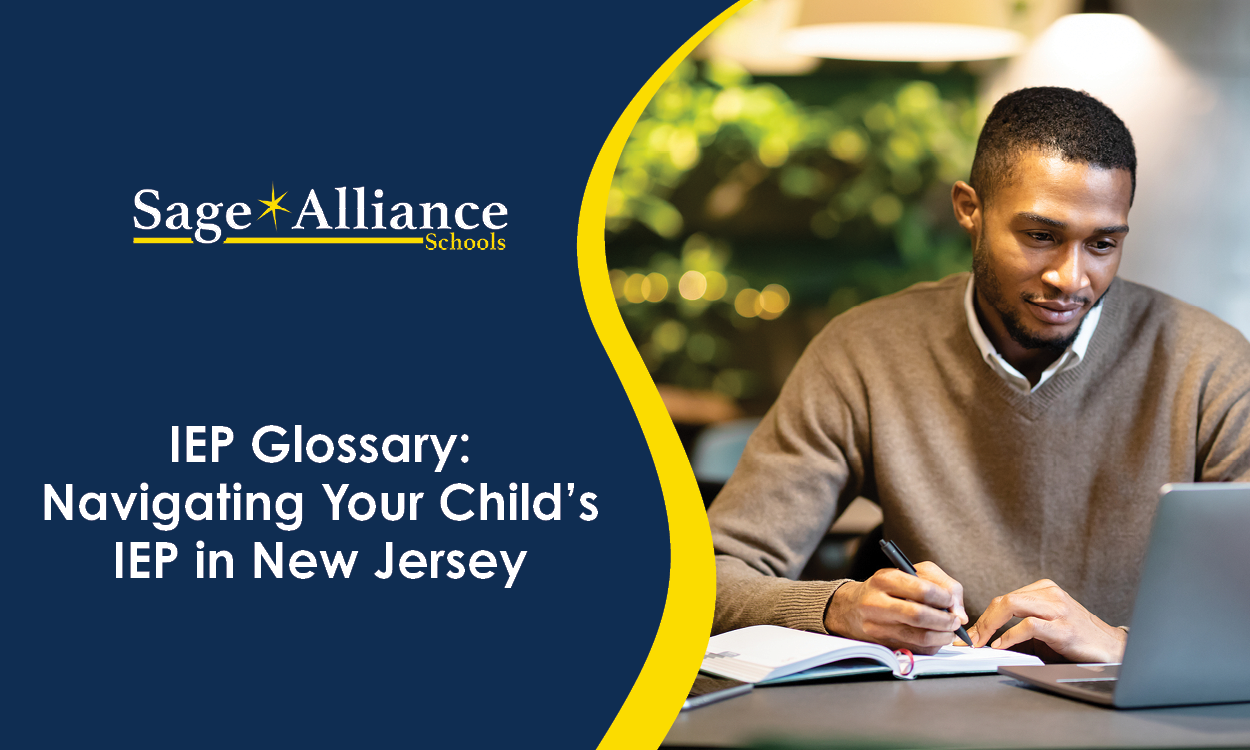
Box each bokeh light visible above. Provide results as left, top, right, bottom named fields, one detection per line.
left=758, top=284, right=790, bottom=320
left=828, top=128, right=867, bottom=163
left=607, top=56, right=978, bottom=406
left=623, top=273, right=646, bottom=303
left=653, top=319, right=688, bottom=352
left=679, top=270, right=708, bottom=300
left=734, top=288, right=761, bottom=318
left=645, top=272, right=669, bottom=302
left=870, top=193, right=904, bottom=226
left=703, top=271, right=728, bottom=301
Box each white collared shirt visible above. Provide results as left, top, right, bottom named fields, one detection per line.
left=964, top=275, right=1101, bottom=394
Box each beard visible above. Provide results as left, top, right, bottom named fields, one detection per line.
left=972, top=236, right=1086, bottom=354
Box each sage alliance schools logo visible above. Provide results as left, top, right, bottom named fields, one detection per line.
left=132, top=184, right=509, bottom=248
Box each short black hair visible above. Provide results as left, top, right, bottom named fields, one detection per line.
left=969, top=87, right=1136, bottom=205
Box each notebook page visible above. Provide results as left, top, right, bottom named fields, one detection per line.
left=910, top=646, right=1043, bottom=677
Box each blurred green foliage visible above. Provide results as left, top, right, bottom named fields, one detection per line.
left=607, top=58, right=981, bottom=407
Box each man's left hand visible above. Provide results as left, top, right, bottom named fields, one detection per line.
left=967, top=579, right=1127, bottom=663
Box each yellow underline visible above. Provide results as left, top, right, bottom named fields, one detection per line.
left=225, top=237, right=425, bottom=244
left=132, top=237, right=425, bottom=244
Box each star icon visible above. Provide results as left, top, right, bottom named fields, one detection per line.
left=258, top=183, right=290, bottom=228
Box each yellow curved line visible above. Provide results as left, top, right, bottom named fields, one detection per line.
left=577, top=3, right=751, bottom=747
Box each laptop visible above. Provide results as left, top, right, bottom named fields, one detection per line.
left=999, top=483, right=1250, bottom=708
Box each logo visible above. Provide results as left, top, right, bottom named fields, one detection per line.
left=133, top=184, right=508, bottom=249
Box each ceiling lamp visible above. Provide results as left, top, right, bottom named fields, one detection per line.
left=782, top=0, right=1031, bottom=62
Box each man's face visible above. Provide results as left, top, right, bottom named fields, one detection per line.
left=966, top=152, right=1132, bottom=352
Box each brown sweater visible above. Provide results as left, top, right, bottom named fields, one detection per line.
left=710, top=273, right=1250, bottom=635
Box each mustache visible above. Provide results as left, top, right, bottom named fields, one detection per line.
left=1020, top=292, right=1091, bottom=306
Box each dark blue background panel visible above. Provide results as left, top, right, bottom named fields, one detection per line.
left=3, top=2, right=729, bottom=746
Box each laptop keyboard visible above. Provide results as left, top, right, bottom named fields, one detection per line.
left=1061, top=679, right=1118, bottom=695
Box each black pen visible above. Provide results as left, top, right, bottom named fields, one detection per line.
left=879, top=539, right=975, bottom=648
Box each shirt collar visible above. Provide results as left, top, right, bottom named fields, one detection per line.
left=964, top=275, right=1102, bottom=388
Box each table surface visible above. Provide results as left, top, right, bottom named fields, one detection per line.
left=664, top=673, right=1250, bottom=748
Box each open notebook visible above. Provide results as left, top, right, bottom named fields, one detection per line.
left=702, top=625, right=1042, bottom=683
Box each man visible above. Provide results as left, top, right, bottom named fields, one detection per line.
left=709, top=87, right=1250, bottom=662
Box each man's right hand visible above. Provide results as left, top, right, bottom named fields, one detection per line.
left=823, top=561, right=968, bottom=655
